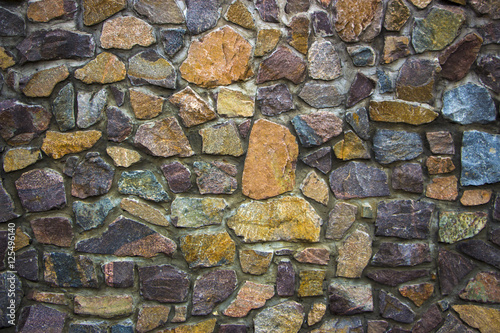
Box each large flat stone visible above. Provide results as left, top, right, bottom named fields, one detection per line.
left=373, top=129, right=423, bottom=164
left=15, top=169, right=66, bottom=212
left=192, top=270, right=237, bottom=315
left=0, top=100, right=51, bottom=145
left=442, top=83, right=496, bottom=125
left=224, top=281, right=274, bottom=317
left=44, top=252, right=98, bottom=288
left=256, top=46, right=307, bottom=84
left=372, top=243, right=431, bottom=267
left=461, top=130, right=500, bottom=186
left=139, top=265, right=189, bottom=303
left=170, top=197, right=227, bottom=228
left=329, top=280, right=373, bottom=315
left=254, top=301, right=304, bottom=333
left=100, top=16, right=155, bottom=49
left=291, top=111, right=343, bottom=147
left=336, top=226, right=372, bottom=278
left=369, top=100, right=438, bottom=125
left=329, top=162, right=390, bottom=199
left=180, top=231, right=235, bottom=268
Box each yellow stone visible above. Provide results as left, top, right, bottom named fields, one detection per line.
left=399, top=283, right=434, bottom=306
left=130, top=88, right=165, bottom=120
left=27, top=0, right=69, bottom=22
left=239, top=249, right=273, bottom=275
left=137, top=304, right=171, bottom=333
left=255, top=29, right=281, bottom=57
left=75, top=52, right=126, bottom=84
left=23, top=65, right=69, bottom=97
left=100, top=16, right=156, bottom=49
left=0, top=47, right=15, bottom=70
left=225, top=0, right=255, bottom=30
left=106, top=146, right=141, bottom=167
left=298, top=270, right=326, bottom=297
left=14, top=228, right=31, bottom=251
left=300, top=171, right=329, bottom=206
left=158, top=319, right=216, bottom=333
left=74, top=295, right=133, bottom=318
left=453, top=304, right=500, bottom=333
left=369, top=100, right=438, bottom=125
left=308, top=303, right=326, bottom=326
left=334, top=130, right=370, bottom=160
left=180, top=231, right=235, bottom=268
left=3, top=148, right=41, bottom=172
left=217, top=88, right=255, bottom=117
left=334, top=0, right=382, bottom=42
left=409, top=0, right=432, bottom=8
left=120, top=198, right=170, bottom=227
left=42, top=130, right=102, bottom=159
left=83, top=0, right=126, bottom=26
left=27, top=290, right=68, bottom=305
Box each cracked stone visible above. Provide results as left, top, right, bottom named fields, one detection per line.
left=382, top=36, right=411, bottom=64
left=333, top=0, right=383, bottom=42
left=224, top=281, right=274, bottom=317
left=139, top=265, right=189, bottom=303
left=426, top=156, right=455, bottom=174
left=325, top=202, right=358, bottom=240
left=169, top=86, right=216, bottom=127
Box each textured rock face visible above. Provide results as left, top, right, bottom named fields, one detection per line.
left=440, top=33, right=483, bottom=81
left=379, top=290, right=415, bottom=323
left=71, top=153, right=114, bottom=199
left=329, top=281, right=373, bottom=315
left=74, top=295, right=133, bottom=318
left=442, top=83, right=496, bottom=125
left=336, top=226, right=372, bottom=278
left=256, top=46, right=307, bottom=84
left=44, top=252, right=98, bottom=288
left=128, top=50, right=176, bottom=89
left=169, top=87, right=216, bottom=127
left=193, top=161, right=238, bottom=194
left=217, top=88, right=254, bottom=117
left=139, top=265, right=189, bottom=303
left=329, top=162, right=390, bottom=199
left=100, top=16, right=155, bottom=49
left=373, top=129, right=423, bottom=164
left=170, top=197, right=227, bottom=228
left=396, top=58, right=439, bottom=103
left=461, top=130, right=500, bottom=186
left=224, top=281, right=274, bottom=317
left=372, top=243, right=431, bottom=267
left=287, top=15, right=310, bottom=54
left=439, top=211, right=487, bottom=243
left=82, top=0, right=126, bottom=26
left=298, top=82, right=344, bottom=108
left=200, top=121, right=244, bottom=156
left=192, top=270, right=237, bottom=315
left=257, top=84, right=293, bottom=116
left=133, top=0, right=183, bottom=24
left=333, top=0, right=382, bottom=42
left=180, top=231, right=235, bottom=268
left=453, top=304, right=500, bottom=333
left=325, top=202, right=358, bottom=240
left=15, top=169, right=66, bottom=212
left=75, top=52, right=126, bottom=84
left=17, top=304, right=66, bottom=333
left=253, top=301, right=304, bottom=333
left=308, top=40, right=341, bottom=80
left=161, top=162, right=192, bottom=193
left=292, top=111, right=343, bottom=147
left=300, top=170, right=329, bottom=205
left=31, top=217, right=73, bottom=247
left=118, top=170, right=169, bottom=202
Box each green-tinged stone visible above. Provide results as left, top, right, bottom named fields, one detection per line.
left=137, top=304, right=171, bottom=333
left=118, top=170, right=170, bottom=202
left=158, top=318, right=216, bottom=333
left=333, top=130, right=370, bottom=160
left=228, top=196, right=322, bottom=243
left=453, top=304, right=500, bottom=333
left=22, top=65, right=69, bottom=97
left=300, top=171, right=329, bottom=206
left=3, top=148, right=41, bottom=172
left=180, top=231, right=235, bottom=268
left=74, top=295, right=133, bottom=318
left=128, top=50, right=176, bottom=89
left=255, top=29, right=281, bottom=57
left=41, top=130, right=102, bottom=159
left=217, top=88, right=254, bottom=117
left=120, top=198, right=169, bottom=226
left=369, top=100, right=438, bottom=125
left=106, top=146, right=141, bottom=167
left=170, top=197, right=227, bottom=228
left=337, top=225, right=372, bottom=278
left=200, top=121, right=244, bottom=156
left=460, top=272, right=500, bottom=303
left=83, top=0, right=126, bottom=25
left=44, top=252, right=98, bottom=288
left=254, top=301, right=304, bottom=333
left=75, top=52, right=126, bottom=84
left=439, top=211, right=488, bottom=243
left=308, top=303, right=327, bottom=326
left=298, top=270, right=326, bottom=297
left=239, top=249, right=273, bottom=275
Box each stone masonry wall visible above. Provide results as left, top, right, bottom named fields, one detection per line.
left=0, top=0, right=500, bottom=332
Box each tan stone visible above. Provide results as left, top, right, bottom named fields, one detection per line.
left=120, top=198, right=169, bottom=227
left=171, top=305, right=187, bottom=323
left=300, top=171, right=329, bottom=206
left=180, top=26, right=253, bottom=88
left=334, top=0, right=382, bottom=42
left=180, top=231, right=235, bottom=268
left=74, top=295, right=133, bottom=318
left=101, top=16, right=155, bottom=49
left=169, top=87, right=217, bottom=127
left=255, top=29, right=281, bottom=57
left=426, top=176, right=458, bottom=201
left=228, top=196, right=322, bottom=243
left=27, top=290, right=68, bottom=305
left=41, top=130, right=102, bottom=159
left=409, top=0, right=432, bottom=8
left=27, top=0, right=72, bottom=22
left=287, top=15, right=310, bottom=54
left=130, top=88, right=165, bottom=120
left=382, top=36, right=411, bottom=64
left=384, top=0, right=410, bottom=31
left=159, top=318, right=216, bottom=333
left=217, top=88, right=254, bottom=118
left=461, top=189, right=492, bottom=206
left=326, top=202, right=358, bottom=240
left=14, top=228, right=31, bottom=251
left=239, top=249, right=273, bottom=275
left=106, top=146, right=141, bottom=167
left=75, top=52, right=126, bottom=84
left=399, top=283, right=434, bottom=306
left=242, top=119, right=298, bottom=200
left=333, top=130, right=370, bottom=161
left=137, top=304, right=170, bottom=333
left=453, top=304, right=500, bottom=333
left=308, top=302, right=327, bottom=326
left=83, top=0, right=126, bottom=26
left=225, top=0, right=255, bottom=30
left=298, top=270, right=326, bottom=297
left=369, top=100, right=438, bottom=125
left=200, top=121, right=244, bottom=157
left=224, top=281, right=274, bottom=317
left=426, top=156, right=455, bottom=174
left=23, top=65, right=69, bottom=97
left=3, top=148, right=41, bottom=172
left=0, top=47, right=15, bottom=70
left=337, top=225, right=372, bottom=278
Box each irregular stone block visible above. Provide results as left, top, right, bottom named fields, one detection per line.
left=77, top=88, right=107, bottom=129
left=436, top=313, right=475, bottom=333
left=30, top=217, right=73, bottom=247
left=240, top=249, right=273, bottom=275
left=102, top=261, right=134, bottom=288
left=347, top=72, right=376, bottom=107
left=460, top=271, right=500, bottom=303
left=118, top=170, right=168, bottom=202
left=224, top=281, right=274, bottom=317
left=442, top=83, right=496, bottom=125
left=300, top=171, right=329, bottom=206
left=347, top=45, right=376, bottom=66
left=120, top=198, right=168, bottom=227
left=192, top=270, right=237, bottom=315
left=412, top=304, right=443, bottom=333
left=161, top=28, right=185, bottom=57
left=226, top=0, right=255, bottom=30
left=346, top=107, right=371, bottom=140
left=461, top=130, right=500, bottom=186
left=426, top=131, right=454, bottom=155
left=44, top=252, right=98, bottom=288
left=277, top=260, right=295, bottom=297
left=217, top=88, right=254, bottom=117
left=453, top=304, right=500, bottom=333
left=256, top=46, right=306, bottom=84
left=75, top=52, right=126, bottom=84
left=392, top=163, right=424, bottom=193
left=162, top=319, right=216, bottom=333
left=366, top=269, right=429, bottom=287
left=180, top=231, right=235, bottom=268
left=426, top=175, right=458, bottom=201
left=457, top=240, right=500, bottom=269
left=161, top=162, right=191, bottom=193
left=372, top=243, right=431, bottom=267
left=337, top=226, right=372, bottom=278
left=15, top=249, right=38, bottom=281
left=298, top=270, right=326, bottom=297
left=168, top=86, right=216, bottom=127
left=3, top=147, right=41, bottom=173
left=477, top=55, right=500, bottom=93
left=373, top=129, right=423, bottom=164
left=106, top=146, right=141, bottom=168
left=129, top=88, right=164, bottom=120
left=438, top=248, right=476, bottom=295
left=255, top=0, right=279, bottom=22
left=170, top=197, right=227, bottom=228
left=106, top=107, right=132, bottom=142
left=333, top=0, right=383, bottom=42
left=311, top=11, right=334, bottom=37
left=101, top=16, right=155, bottom=49
left=292, top=111, right=342, bottom=147
left=396, top=58, right=439, bottom=103
left=384, top=0, right=410, bottom=31
left=0, top=181, right=18, bottom=222
left=308, top=39, right=341, bottom=81
left=255, top=29, right=281, bottom=56
left=333, top=130, right=370, bottom=161
left=257, top=84, right=293, bottom=116
left=311, top=318, right=363, bottom=333
left=308, top=302, right=326, bottom=326
left=73, top=197, right=114, bottom=231
left=439, top=211, right=487, bottom=243
left=301, top=147, right=332, bottom=174
left=128, top=50, right=176, bottom=89
left=69, top=321, right=107, bottom=333
left=42, top=130, right=101, bottom=159
left=139, top=265, right=189, bottom=303
left=382, top=35, right=411, bottom=64
left=17, top=304, right=66, bottom=333
left=136, top=305, right=170, bottom=333
left=133, top=0, right=183, bottom=24
left=74, top=295, right=133, bottom=318
left=254, top=301, right=304, bottom=333
left=469, top=0, right=500, bottom=19
left=426, top=156, right=455, bottom=174
left=440, top=33, right=483, bottom=81
left=369, top=100, right=438, bottom=125
left=379, top=290, right=415, bottom=323
left=200, top=121, right=244, bottom=156
left=71, top=153, right=114, bottom=199
left=21, top=65, right=69, bottom=97
left=27, top=0, right=76, bottom=22
left=329, top=280, right=373, bottom=315
left=82, top=0, right=126, bottom=25
left=298, top=81, right=344, bottom=108
left=399, top=282, right=434, bottom=307
left=186, top=0, right=220, bottom=34
left=52, top=83, right=75, bottom=131
left=325, top=202, right=358, bottom=240
left=460, top=189, right=492, bottom=206
left=194, top=161, right=238, bottom=195
left=15, top=168, right=66, bottom=212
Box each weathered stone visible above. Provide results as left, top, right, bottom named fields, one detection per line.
left=255, top=29, right=281, bottom=56
left=298, top=81, right=344, bottom=108
left=239, top=249, right=272, bottom=275
left=345, top=107, right=370, bottom=141
left=412, top=304, right=443, bottom=333
left=330, top=162, right=390, bottom=199
left=384, top=0, right=410, bottom=31
left=470, top=0, right=500, bottom=18
left=106, top=107, right=132, bottom=142
left=347, top=45, right=376, bottom=67
left=73, top=197, right=114, bottom=231
left=27, top=291, right=68, bottom=305
left=325, top=202, right=358, bottom=240
left=77, top=88, right=107, bottom=128
left=377, top=200, right=434, bottom=240
left=200, top=121, right=244, bottom=156
left=82, top=0, right=126, bottom=25
left=346, top=72, right=375, bottom=107
left=161, top=29, right=185, bottom=57
left=461, top=190, right=492, bottom=207
left=30, top=217, right=73, bottom=247
left=426, top=131, right=454, bottom=155
left=185, top=0, right=220, bottom=35
left=438, top=248, right=476, bottom=295
left=373, top=129, right=423, bottom=164
left=397, top=59, right=439, bottom=103
left=453, top=304, right=500, bottom=333
left=477, top=55, right=500, bottom=93
left=369, top=100, right=437, bottom=126
left=229, top=196, right=321, bottom=243
left=224, top=281, right=274, bottom=317
left=118, top=170, right=169, bottom=202
left=312, top=11, right=334, bottom=37
left=408, top=0, right=431, bottom=8
left=129, top=88, right=164, bottom=120
left=51, top=83, right=75, bottom=131
left=256, top=84, right=293, bottom=116
left=294, top=248, right=330, bottom=265
left=13, top=228, right=30, bottom=252
left=337, top=226, right=372, bottom=278
left=137, top=306, right=171, bottom=333
left=193, top=161, right=237, bottom=194
left=426, top=156, right=455, bottom=175
left=120, top=198, right=169, bottom=227
left=478, top=21, right=500, bottom=44
left=170, top=197, right=227, bottom=228
left=139, top=265, right=189, bottom=303
left=111, top=320, right=134, bottom=333
left=161, top=162, right=191, bottom=193
left=372, top=243, right=431, bottom=267
left=16, top=169, right=66, bottom=212
left=0, top=7, right=25, bottom=36
left=239, top=120, right=253, bottom=138
left=426, top=176, right=458, bottom=201
left=460, top=272, right=500, bottom=303
left=44, top=252, right=98, bottom=288
left=392, top=163, right=424, bottom=193
left=333, top=0, right=383, bottom=42
left=128, top=51, right=176, bottom=89
left=3, top=148, right=41, bottom=173
left=285, top=0, right=310, bottom=14
left=43, top=130, right=101, bottom=160
left=311, top=318, right=363, bottom=333
left=74, top=295, right=133, bottom=318
left=101, top=16, right=155, bottom=49
left=71, top=153, right=114, bottom=199
left=22, top=65, right=68, bottom=98
left=462, top=130, right=500, bottom=186
left=180, top=26, right=253, bottom=87
left=169, top=86, right=216, bottom=127
left=106, top=146, right=141, bottom=168
left=27, top=0, right=76, bottom=22
left=0, top=47, right=15, bottom=70
left=292, top=111, right=342, bottom=147
left=439, top=33, right=482, bottom=81
left=334, top=130, right=370, bottom=161
left=287, top=15, right=310, bottom=54
left=367, top=320, right=389, bottom=333
left=69, top=321, right=108, bottom=333
left=329, top=280, right=373, bottom=315
left=219, top=325, right=247, bottom=333
left=134, top=117, right=193, bottom=157
left=458, top=240, right=500, bottom=269
left=443, top=83, right=496, bottom=125
left=255, top=0, right=279, bottom=22
left=180, top=231, right=235, bottom=268
left=301, top=147, right=332, bottom=174
left=300, top=171, right=329, bottom=205
left=382, top=35, right=411, bottom=64
left=159, top=319, right=216, bottom=333
left=399, top=283, right=433, bottom=307
left=0, top=181, right=18, bottom=223
left=75, top=52, right=126, bottom=84
left=379, top=290, right=415, bottom=323
left=439, top=211, right=487, bottom=243
left=192, top=270, right=237, bottom=315
left=171, top=305, right=187, bottom=323
left=366, top=270, right=429, bottom=287
left=17, top=304, right=66, bottom=333
left=254, top=301, right=304, bottom=333
left=134, top=0, right=183, bottom=24
left=217, top=88, right=254, bottom=118
left=15, top=249, right=39, bottom=281
left=436, top=313, right=475, bottom=333
left=226, top=0, right=255, bottom=29
left=298, top=270, right=326, bottom=297
left=308, top=302, right=326, bottom=326
left=102, top=261, right=134, bottom=288
left=256, top=46, right=307, bottom=84
left=77, top=216, right=176, bottom=258
left=277, top=260, right=295, bottom=297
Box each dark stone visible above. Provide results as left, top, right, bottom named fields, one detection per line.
left=77, top=88, right=108, bottom=129
left=392, top=163, right=424, bottom=193
left=285, top=0, right=309, bottom=14
left=255, top=0, right=279, bottom=22
left=328, top=281, right=373, bottom=315
left=457, top=240, right=500, bottom=269
left=257, top=84, right=293, bottom=116
left=185, top=0, right=220, bottom=35
left=439, top=33, right=482, bottom=81
left=71, top=153, right=114, bottom=199
left=491, top=228, right=500, bottom=246
left=395, top=58, right=438, bottom=103
left=277, top=261, right=295, bottom=297
left=238, top=119, right=252, bottom=139
left=375, top=200, right=435, bottom=239
left=412, top=304, right=442, bottom=333
left=494, top=196, right=500, bottom=221
left=0, top=99, right=51, bottom=145
left=192, top=270, right=238, bottom=315
left=470, top=0, right=500, bottom=19
left=17, top=304, right=66, bottom=333
left=69, top=322, right=107, bottom=333
left=256, top=46, right=306, bottom=84
left=476, top=55, right=500, bottom=94
left=301, top=147, right=332, bottom=174
left=0, top=272, right=22, bottom=328
left=76, top=216, right=176, bottom=258
left=291, top=111, right=342, bottom=147
left=133, top=0, right=183, bottom=24
left=128, top=50, right=176, bottom=89
left=161, top=161, right=192, bottom=193
left=346, top=107, right=371, bottom=141
left=346, top=73, right=376, bottom=108
left=329, top=161, right=390, bottom=199
left=30, top=216, right=74, bottom=247
left=110, top=86, right=125, bottom=107
left=379, top=290, right=415, bottom=324
left=139, top=265, right=189, bottom=303
left=373, top=129, right=423, bottom=164
left=106, top=107, right=133, bottom=143
left=161, top=29, right=186, bottom=57
left=15, top=168, right=66, bottom=212
left=73, top=197, right=114, bottom=231
left=52, top=83, right=75, bottom=131
left=312, top=11, right=334, bottom=37
left=118, top=170, right=170, bottom=202
left=193, top=161, right=238, bottom=195
left=102, top=261, right=134, bottom=288
left=348, top=46, right=376, bottom=67
left=461, top=130, right=500, bottom=186
left=478, top=21, right=500, bottom=44
left=442, top=83, right=496, bottom=125
left=366, top=269, right=429, bottom=287
left=0, top=180, right=19, bottom=223
left=44, top=252, right=98, bottom=288
left=372, top=243, right=431, bottom=267
left=110, top=320, right=134, bottom=333
left=63, top=156, right=79, bottom=177
left=17, top=29, right=94, bottom=63
left=377, top=68, right=394, bottom=93
left=0, top=7, right=25, bottom=36
left=438, top=249, right=476, bottom=295
left=298, top=81, right=344, bottom=108
left=219, top=324, right=248, bottom=333
left=436, top=314, right=475, bottom=333
left=0, top=232, right=7, bottom=270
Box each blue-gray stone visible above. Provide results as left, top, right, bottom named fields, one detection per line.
left=461, top=130, right=500, bottom=186
left=69, top=321, right=107, bottom=333
left=43, top=252, right=98, bottom=288
left=0, top=272, right=22, bottom=328
left=52, top=83, right=75, bottom=131
left=257, top=83, right=293, bottom=116
left=161, top=29, right=186, bottom=57
left=377, top=69, right=394, bottom=93
left=73, top=197, right=114, bottom=231
left=186, top=0, right=220, bottom=35
left=0, top=7, right=25, bottom=36
left=346, top=107, right=371, bottom=140
left=110, top=320, right=134, bottom=333
left=373, top=129, right=423, bottom=164
left=442, top=83, right=496, bottom=125
left=348, top=46, right=376, bottom=67
left=298, top=81, right=344, bottom=108
left=118, top=170, right=170, bottom=202
left=77, top=88, right=108, bottom=129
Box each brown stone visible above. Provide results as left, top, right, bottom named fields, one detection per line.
left=180, top=26, right=253, bottom=88
left=22, top=65, right=69, bottom=97
left=426, top=156, right=455, bottom=174
left=369, top=100, right=438, bottom=125
left=242, top=119, right=298, bottom=200
left=396, top=58, right=439, bottom=103
left=14, top=228, right=31, bottom=251
left=41, top=130, right=101, bottom=159
left=453, top=304, right=500, bottom=333
left=399, top=283, right=434, bottom=307
left=100, top=16, right=155, bottom=49
left=409, top=0, right=431, bottom=8
left=300, top=171, right=329, bottom=206
left=384, top=0, right=410, bottom=31
left=130, top=88, right=164, bottom=120
left=27, top=0, right=76, bottom=22
left=440, top=33, right=483, bottom=81
left=171, top=305, right=187, bottom=323
left=180, top=231, right=235, bottom=268
left=27, top=291, right=68, bottom=305
left=225, top=0, right=255, bottom=30
left=382, top=36, right=411, bottom=64
left=139, top=265, right=189, bottom=303
left=15, top=169, right=67, bottom=213
left=333, top=130, right=370, bottom=160
left=120, top=198, right=169, bottom=226
left=133, top=0, right=183, bottom=24
left=192, top=270, right=238, bottom=316
left=74, top=295, right=133, bottom=318
left=239, top=249, right=273, bottom=275
left=346, top=72, right=376, bottom=107
left=30, top=216, right=73, bottom=247
left=426, top=176, right=458, bottom=201
left=169, top=87, right=217, bottom=127
left=224, top=281, right=274, bottom=317
left=256, top=46, right=307, bottom=84
left=308, top=303, right=326, bottom=326
left=161, top=162, right=192, bottom=193
left=334, top=0, right=382, bottom=42
left=0, top=47, right=15, bottom=69
left=287, top=15, right=310, bottom=54
left=83, top=0, right=126, bottom=25
left=102, top=261, right=134, bottom=288
left=337, top=225, right=372, bottom=278
left=460, top=271, right=500, bottom=303
left=255, top=29, right=281, bottom=57
left=3, top=148, right=41, bottom=172
left=426, top=131, right=455, bottom=155
left=137, top=304, right=170, bottom=333
left=298, top=270, right=326, bottom=297
left=461, top=190, right=492, bottom=206
left=106, top=146, right=141, bottom=168
left=75, top=52, right=126, bottom=84
left=128, top=50, right=176, bottom=89
left=294, top=248, right=330, bottom=265
left=470, top=0, right=500, bottom=19
left=308, top=39, right=342, bottom=80
left=325, top=202, right=358, bottom=240
left=159, top=319, right=216, bottom=333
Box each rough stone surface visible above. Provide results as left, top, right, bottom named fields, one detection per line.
left=294, top=248, right=330, bottom=265
left=226, top=0, right=255, bottom=30
left=217, top=88, right=254, bottom=118
left=136, top=304, right=171, bottom=333
left=160, top=319, right=216, bottom=333
left=44, top=252, right=97, bottom=288
left=436, top=313, right=476, bottom=333
left=161, top=162, right=192, bottom=193
left=287, top=15, right=310, bottom=54
left=312, top=11, right=334, bottom=37
left=384, top=0, right=410, bottom=31
left=0, top=181, right=19, bottom=222
left=366, top=269, right=429, bottom=287
left=462, top=130, right=500, bottom=186
left=333, top=0, right=383, bottom=42
left=334, top=130, right=370, bottom=161
left=329, top=280, right=373, bottom=315
left=224, top=281, right=274, bottom=317
left=102, top=261, right=134, bottom=288
left=461, top=190, right=492, bottom=206
left=470, top=0, right=500, bottom=19
left=133, top=0, right=183, bottom=24
left=277, top=260, right=295, bottom=297
left=392, top=163, right=424, bottom=193
left=255, top=29, right=281, bottom=56
left=255, top=0, right=279, bottom=23
left=106, top=146, right=141, bottom=168
left=106, top=107, right=132, bottom=142
left=372, top=243, right=431, bottom=267
left=101, top=16, right=155, bottom=49
left=308, top=303, right=326, bottom=326
left=30, top=217, right=73, bottom=247
left=399, top=283, right=433, bottom=307
left=379, top=290, right=415, bottom=323
left=325, top=202, right=358, bottom=240
left=396, top=58, right=439, bottom=104
left=347, top=45, right=376, bottom=66
left=301, top=147, right=332, bottom=174
left=425, top=175, right=458, bottom=201
left=186, top=0, right=220, bottom=35
left=139, top=265, right=189, bottom=303
left=298, top=270, right=326, bottom=297
left=346, top=107, right=371, bottom=140
left=75, top=52, right=126, bottom=84
left=15, top=169, right=66, bottom=212
left=440, top=33, right=483, bottom=81
left=453, top=304, right=500, bottom=333
left=347, top=73, right=376, bottom=107
left=15, top=249, right=39, bottom=281
left=373, top=129, right=423, bottom=164
left=71, top=153, right=114, bottom=199
left=337, top=226, right=372, bottom=278
left=52, top=83, right=75, bottom=131
left=311, top=318, right=363, bottom=333
left=193, top=161, right=238, bottom=194
left=412, top=305, right=442, bottom=333
left=0, top=47, right=15, bottom=70
left=427, top=131, right=455, bottom=155
left=200, top=121, right=244, bottom=156
left=161, top=29, right=186, bottom=57
left=300, top=171, right=329, bottom=206
left=439, top=211, right=487, bottom=243
left=169, top=86, right=216, bottom=127
left=369, top=100, right=438, bottom=125
left=253, top=301, right=304, bottom=333
left=256, top=46, right=307, bottom=84
left=82, top=0, right=126, bottom=26
left=120, top=198, right=168, bottom=226
left=0, top=7, right=26, bottom=36
left=308, top=40, right=341, bottom=81
left=129, top=88, right=164, bottom=120
left=442, top=83, right=496, bottom=125
left=74, top=295, right=133, bottom=318
left=73, top=197, right=114, bottom=231
left=240, top=249, right=273, bottom=275
left=256, top=84, right=293, bottom=116
left=426, top=156, right=455, bottom=174
left=0, top=100, right=51, bottom=145
left=180, top=231, right=235, bottom=268
left=118, top=170, right=169, bottom=202
left=77, top=88, right=107, bottom=129
left=292, top=111, right=342, bottom=147
left=3, top=148, right=41, bottom=173
left=298, top=81, right=344, bottom=109
left=458, top=240, right=500, bottom=269
left=382, top=36, right=411, bottom=64
left=170, top=197, right=227, bottom=228
left=128, top=50, right=176, bottom=89
left=438, top=249, right=476, bottom=295
left=192, top=270, right=237, bottom=315
left=476, top=55, right=500, bottom=93
left=460, top=271, right=500, bottom=303
left=17, top=304, right=66, bottom=333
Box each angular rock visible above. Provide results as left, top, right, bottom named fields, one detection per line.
left=170, top=197, right=227, bottom=228
left=0, top=181, right=18, bottom=223
left=442, top=83, right=496, bottom=125
left=134, top=117, right=193, bottom=157
left=312, top=11, right=334, bottom=37
left=22, top=65, right=68, bottom=98
left=461, top=190, right=492, bottom=206
left=120, top=198, right=169, bottom=227
left=75, top=52, right=126, bottom=84
left=373, top=129, right=423, bottom=164
left=42, top=130, right=101, bottom=159
left=70, top=321, right=107, bottom=333
left=325, top=202, right=358, bottom=240
left=171, top=305, right=187, bottom=323
left=300, top=171, right=329, bottom=205
left=439, top=211, right=487, bottom=243
left=333, top=0, right=383, bottom=42
left=458, top=240, right=500, bottom=269
left=392, top=163, right=424, bottom=193
left=16, top=169, right=66, bottom=212
left=110, top=320, right=134, bottom=333
left=180, top=231, right=235, bottom=268
left=377, top=69, right=394, bottom=93
left=239, top=250, right=272, bottom=276
left=301, top=147, right=332, bottom=175
left=308, top=302, right=326, bottom=326
left=254, top=301, right=304, bottom=333
left=369, top=100, right=438, bottom=125
left=255, top=0, right=279, bottom=22
left=329, top=161, right=390, bottom=199
left=460, top=271, right=500, bottom=303
left=311, top=318, right=363, bottom=333
left=192, top=270, right=237, bottom=315
left=186, top=0, right=220, bottom=35
left=139, top=265, right=189, bottom=302
left=3, top=148, right=41, bottom=173
left=285, top=0, right=310, bottom=14
left=219, top=325, right=247, bottom=333
left=255, top=29, right=281, bottom=56
left=217, top=88, right=254, bottom=118
left=470, top=0, right=500, bottom=19
left=277, top=260, right=295, bottom=297
left=102, top=261, right=134, bottom=288
left=52, top=83, right=75, bottom=131
left=118, top=170, right=169, bottom=202
left=161, top=28, right=185, bottom=57
left=396, top=59, right=439, bottom=103
left=128, top=51, right=176, bottom=89
left=180, top=26, right=253, bottom=87
left=438, top=248, right=476, bottom=295
left=111, top=86, right=125, bottom=105
left=294, top=248, right=330, bottom=265
left=426, top=156, right=455, bottom=174
left=384, top=0, right=410, bottom=31
left=477, top=55, right=500, bottom=93
left=426, top=176, right=458, bottom=201
left=453, top=304, right=500, bottom=333
left=14, top=228, right=30, bottom=252
left=347, top=45, right=376, bottom=67
left=256, top=84, right=293, bottom=116
left=427, top=131, right=455, bottom=155
left=372, top=243, right=431, bottom=267
left=73, top=197, right=114, bottom=231
left=15, top=249, right=39, bottom=281
left=329, top=280, right=373, bottom=315
left=366, top=269, right=429, bottom=287
left=256, top=46, right=307, bottom=84
left=226, top=0, right=255, bottom=30
left=137, top=304, right=170, bottom=333
left=169, top=86, right=216, bottom=127
left=382, top=35, right=411, bottom=64
left=436, top=313, right=475, bottom=333
left=27, top=0, right=76, bottom=22
left=106, top=146, right=141, bottom=168
left=71, top=153, right=114, bottom=199
left=129, top=88, right=164, bottom=120
left=399, top=283, right=433, bottom=307
left=347, top=72, right=376, bottom=107
left=74, top=295, right=133, bottom=318
left=228, top=196, right=322, bottom=243
left=337, top=226, right=372, bottom=278
left=44, top=252, right=98, bottom=288
left=287, top=15, right=310, bottom=54
left=334, top=130, right=370, bottom=160
left=200, top=121, right=244, bottom=156
left=298, top=81, right=344, bottom=108
left=379, top=290, right=415, bottom=323
left=82, top=0, right=126, bottom=25
left=100, top=16, right=155, bottom=49
left=133, top=0, right=183, bottom=24
left=239, top=120, right=253, bottom=138
left=346, top=107, right=371, bottom=140
left=17, top=305, right=66, bottom=333
left=224, top=281, right=274, bottom=317
left=412, top=304, right=442, bottom=333
left=0, top=47, right=15, bottom=70
left=440, top=33, right=482, bottom=81
left=462, top=130, right=500, bottom=186
left=161, top=319, right=216, bottom=333
left=193, top=161, right=237, bottom=194
left=298, top=270, right=326, bottom=297
left=0, top=7, right=25, bottom=36
left=106, top=107, right=132, bottom=142
left=161, top=162, right=192, bottom=193
left=77, top=88, right=107, bottom=128
left=77, top=216, right=176, bottom=258
left=30, top=217, right=73, bottom=247
left=26, top=291, right=68, bottom=305
left=292, top=111, right=342, bottom=147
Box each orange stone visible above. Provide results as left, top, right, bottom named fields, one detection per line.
left=334, top=0, right=382, bottom=42
left=22, top=65, right=69, bottom=97
left=426, top=156, right=456, bottom=174
left=399, top=283, right=434, bottom=306
left=83, top=0, right=126, bottom=26
left=460, top=189, right=492, bottom=206
left=426, top=175, right=458, bottom=201
left=42, top=130, right=102, bottom=159
left=27, top=0, right=74, bottom=22
left=224, top=281, right=274, bottom=317
left=130, top=88, right=165, bottom=120
left=168, top=87, right=217, bottom=127
left=75, top=52, right=126, bottom=84
left=100, top=16, right=156, bottom=49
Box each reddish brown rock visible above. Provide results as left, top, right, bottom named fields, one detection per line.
left=337, top=226, right=372, bottom=278
left=30, top=217, right=73, bottom=247
left=392, top=163, right=424, bottom=193
left=461, top=189, right=492, bottom=206
left=256, top=83, right=293, bottom=116
left=106, top=107, right=132, bottom=142
left=102, top=261, right=134, bottom=288
left=396, top=58, right=439, bottom=104
left=346, top=72, right=376, bottom=107
left=255, top=0, right=279, bottom=23
left=476, top=55, right=500, bottom=93
left=426, top=176, right=458, bottom=201
left=17, top=305, right=67, bottom=333
left=75, top=52, right=126, bottom=84
left=291, top=111, right=342, bottom=147
left=192, top=270, right=237, bottom=315
left=82, top=0, right=126, bottom=26
left=71, top=153, right=115, bottom=199
left=384, top=0, right=410, bottom=31
left=399, top=283, right=434, bottom=307
left=426, top=131, right=455, bottom=155
left=27, top=0, right=77, bottom=22
left=439, top=33, right=482, bottom=81
left=161, top=162, right=192, bottom=193
left=366, top=269, right=429, bottom=287
left=287, top=15, right=310, bottom=54
left=256, top=46, right=307, bottom=84
left=169, top=86, right=217, bottom=127
left=334, top=0, right=382, bottom=42
left=15, top=169, right=66, bottom=212
left=426, top=156, right=455, bottom=174
left=294, top=248, right=330, bottom=265
left=22, top=65, right=68, bottom=98
left=100, top=16, right=155, bottom=49
left=412, top=305, right=443, bottom=333
left=382, top=36, right=411, bottom=64
left=224, top=281, right=274, bottom=317
left=438, top=248, right=476, bottom=295
left=139, top=265, right=189, bottom=303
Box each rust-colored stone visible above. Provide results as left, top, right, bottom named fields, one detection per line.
left=42, top=130, right=102, bottom=159
left=224, top=281, right=274, bottom=317
left=130, top=88, right=165, bottom=120
left=426, top=156, right=456, bottom=174
left=300, top=171, right=329, bottom=205
left=461, top=190, right=492, bottom=206
left=426, top=176, right=458, bottom=201
left=22, top=65, right=69, bottom=97
left=75, top=52, right=126, bottom=84
left=225, top=0, right=255, bottom=30
left=0, top=47, right=15, bottom=69
left=255, top=29, right=281, bottom=57
left=27, top=0, right=76, bottom=22
left=453, top=304, right=500, bottom=333
left=439, top=33, right=483, bottom=81
left=168, top=87, right=217, bottom=127
left=287, top=15, right=310, bottom=54
left=399, top=283, right=434, bottom=307
left=83, top=0, right=126, bottom=26
left=382, top=36, right=411, bottom=64
left=334, top=0, right=382, bottom=42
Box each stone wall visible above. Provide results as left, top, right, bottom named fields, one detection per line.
left=0, top=0, right=500, bottom=332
